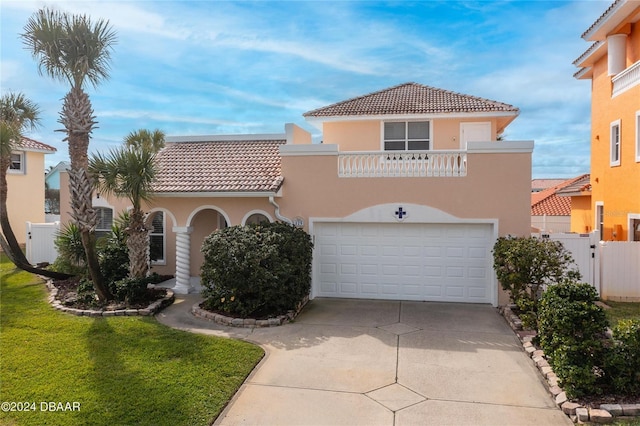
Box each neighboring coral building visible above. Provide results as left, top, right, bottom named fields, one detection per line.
left=573, top=0, right=640, bottom=241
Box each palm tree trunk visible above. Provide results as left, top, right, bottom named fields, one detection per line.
left=1, top=233, right=72, bottom=279
left=60, top=87, right=110, bottom=301
left=127, top=210, right=149, bottom=279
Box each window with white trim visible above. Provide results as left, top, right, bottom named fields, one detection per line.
left=636, top=111, right=640, bottom=163
left=384, top=121, right=430, bottom=151
left=94, top=207, right=113, bottom=239
left=610, top=120, right=621, bottom=166
left=596, top=203, right=604, bottom=241
left=149, top=211, right=165, bottom=264
left=8, top=152, right=25, bottom=173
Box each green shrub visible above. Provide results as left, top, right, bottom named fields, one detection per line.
left=200, top=222, right=313, bottom=318
left=112, top=277, right=149, bottom=304
left=492, top=236, right=580, bottom=329
left=604, top=319, right=640, bottom=395
left=538, top=281, right=608, bottom=398
left=51, top=223, right=88, bottom=277
left=76, top=278, right=98, bottom=305
left=98, top=213, right=130, bottom=285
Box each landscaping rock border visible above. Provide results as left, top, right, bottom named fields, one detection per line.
left=499, top=304, right=640, bottom=424
left=192, top=296, right=309, bottom=328
left=45, top=280, right=175, bottom=317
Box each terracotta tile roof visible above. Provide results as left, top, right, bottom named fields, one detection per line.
left=556, top=174, right=591, bottom=196
left=303, top=82, right=520, bottom=118
left=153, top=138, right=285, bottom=193
left=531, top=174, right=590, bottom=216
left=532, top=179, right=567, bottom=192
left=16, top=136, right=56, bottom=153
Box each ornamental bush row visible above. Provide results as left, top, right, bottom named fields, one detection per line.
left=200, top=222, right=313, bottom=318
left=492, top=236, right=581, bottom=329
left=537, top=281, right=640, bottom=398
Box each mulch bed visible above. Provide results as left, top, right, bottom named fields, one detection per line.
left=52, top=276, right=170, bottom=311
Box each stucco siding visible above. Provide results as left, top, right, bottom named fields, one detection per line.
left=7, top=151, right=46, bottom=245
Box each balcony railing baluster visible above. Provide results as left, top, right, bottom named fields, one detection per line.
left=337, top=151, right=467, bottom=178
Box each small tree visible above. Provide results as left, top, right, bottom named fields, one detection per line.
left=89, top=129, right=163, bottom=279
left=492, top=236, right=581, bottom=328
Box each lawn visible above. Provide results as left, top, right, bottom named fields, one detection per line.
left=0, top=255, right=264, bottom=426
left=604, top=300, right=640, bottom=327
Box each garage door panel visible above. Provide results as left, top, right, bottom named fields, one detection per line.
left=315, top=222, right=493, bottom=303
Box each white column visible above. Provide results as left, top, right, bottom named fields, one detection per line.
left=608, top=34, right=627, bottom=76
left=173, top=226, right=194, bottom=294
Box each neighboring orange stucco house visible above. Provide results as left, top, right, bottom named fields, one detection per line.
left=6, top=137, right=56, bottom=245
left=573, top=0, right=640, bottom=241
left=60, top=82, right=533, bottom=306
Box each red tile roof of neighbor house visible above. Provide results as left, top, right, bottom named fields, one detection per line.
left=303, top=82, right=520, bottom=117
left=532, top=179, right=567, bottom=192
left=153, top=138, right=285, bottom=193
left=531, top=174, right=590, bottom=216
left=17, top=137, right=56, bottom=153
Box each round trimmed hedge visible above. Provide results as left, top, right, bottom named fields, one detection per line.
left=200, top=222, right=313, bottom=318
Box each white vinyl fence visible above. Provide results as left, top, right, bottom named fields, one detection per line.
left=599, top=241, right=640, bottom=301
left=26, top=221, right=60, bottom=265
left=537, top=231, right=640, bottom=301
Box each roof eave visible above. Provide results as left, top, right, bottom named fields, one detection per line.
left=305, top=111, right=520, bottom=127
left=573, top=40, right=607, bottom=68
left=154, top=190, right=281, bottom=198
left=574, top=67, right=593, bottom=80
left=582, top=0, right=640, bottom=41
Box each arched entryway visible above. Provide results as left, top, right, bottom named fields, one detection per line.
left=187, top=206, right=230, bottom=276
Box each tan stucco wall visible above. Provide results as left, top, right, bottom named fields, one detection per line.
left=321, top=118, right=498, bottom=151
left=7, top=151, right=47, bottom=245
left=59, top=176, right=281, bottom=276
left=587, top=21, right=640, bottom=241
left=278, top=151, right=531, bottom=237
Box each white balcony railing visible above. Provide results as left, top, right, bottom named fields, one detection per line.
left=338, top=150, right=467, bottom=178
left=612, top=60, right=640, bottom=98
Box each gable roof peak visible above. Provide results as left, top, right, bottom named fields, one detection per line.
left=303, top=82, right=519, bottom=118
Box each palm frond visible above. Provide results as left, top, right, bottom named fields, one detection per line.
left=21, top=7, right=117, bottom=89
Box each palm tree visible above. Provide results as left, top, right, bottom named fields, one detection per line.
left=89, top=129, right=164, bottom=279
left=0, top=92, right=70, bottom=279
left=22, top=8, right=117, bottom=300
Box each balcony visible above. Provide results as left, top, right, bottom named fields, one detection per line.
left=338, top=150, right=467, bottom=178
left=612, top=60, right=640, bottom=98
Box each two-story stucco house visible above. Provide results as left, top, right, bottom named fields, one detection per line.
left=572, top=0, right=640, bottom=241
left=60, top=82, right=534, bottom=306
left=6, top=137, right=56, bottom=245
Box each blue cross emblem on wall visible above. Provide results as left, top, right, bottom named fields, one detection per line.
left=395, top=207, right=407, bottom=221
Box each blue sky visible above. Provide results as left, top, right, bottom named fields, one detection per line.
left=1, top=0, right=610, bottom=178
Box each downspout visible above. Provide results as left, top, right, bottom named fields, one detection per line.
left=269, top=196, right=292, bottom=225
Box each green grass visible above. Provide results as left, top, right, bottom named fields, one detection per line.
left=604, top=300, right=640, bottom=327
left=0, top=255, right=264, bottom=426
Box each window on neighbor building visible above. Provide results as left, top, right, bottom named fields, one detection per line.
left=9, top=152, right=25, bottom=173
left=94, top=207, right=113, bottom=239
left=148, top=211, right=165, bottom=264
left=636, top=111, right=640, bottom=163
left=596, top=203, right=604, bottom=241
left=632, top=218, right=640, bottom=242
left=610, top=120, right=621, bottom=166
left=384, top=121, right=430, bottom=151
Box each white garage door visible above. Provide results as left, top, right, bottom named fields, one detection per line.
left=314, top=222, right=494, bottom=303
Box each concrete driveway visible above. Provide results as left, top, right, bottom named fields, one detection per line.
left=157, top=297, right=571, bottom=426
